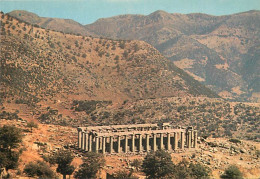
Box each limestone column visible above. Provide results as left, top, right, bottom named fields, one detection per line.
left=160, top=133, right=164, bottom=149
left=82, top=132, right=85, bottom=151
left=99, top=136, right=102, bottom=150
left=167, top=133, right=171, bottom=151
left=146, top=134, right=150, bottom=152
left=109, top=136, right=113, bottom=154
left=194, top=131, right=198, bottom=148
left=181, top=132, right=185, bottom=149
left=117, top=136, right=121, bottom=153
left=191, top=130, right=194, bottom=148
left=85, top=133, right=88, bottom=152
left=89, top=134, right=92, bottom=152
left=95, top=137, right=99, bottom=153
left=174, top=132, right=178, bottom=150
left=102, top=137, right=106, bottom=154
left=153, top=133, right=157, bottom=151
left=132, top=134, right=135, bottom=153
left=81, top=131, right=84, bottom=150
left=188, top=131, right=192, bottom=148
left=125, top=135, right=128, bottom=153
left=78, top=130, right=82, bottom=149
left=139, top=134, right=143, bottom=152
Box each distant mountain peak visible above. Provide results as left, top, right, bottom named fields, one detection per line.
left=148, top=10, right=171, bottom=18
left=150, top=10, right=169, bottom=15
left=148, top=10, right=172, bottom=22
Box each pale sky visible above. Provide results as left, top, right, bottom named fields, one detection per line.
left=0, top=0, right=259, bottom=24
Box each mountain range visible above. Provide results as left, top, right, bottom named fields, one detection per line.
left=0, top=11, right=217, bottom=110
left=8, top=10, right=260, bottom=102
left=1, top=10, right=259, bottom=140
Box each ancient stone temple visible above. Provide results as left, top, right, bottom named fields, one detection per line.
left=77, top=123, right=197, bottom=154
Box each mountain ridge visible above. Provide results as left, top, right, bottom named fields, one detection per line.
left=84, top=10, right=260, bottom=102
left=6, top=10, right=260, bottom=102
left=1, top=12, right=218, bottom=106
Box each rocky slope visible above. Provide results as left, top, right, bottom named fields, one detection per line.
left=1, top=12, right=259, bottom=139
left=85, top=10, right=260, bottom=102
left=9, top=10, right=259, bottom=102
left=1, top=12, right=259, bottom=179
left=1, top=119, right=259, bottom=179
left=8, top=10, right=93, bottom=36
left=0, top=12, right=217, bottom=113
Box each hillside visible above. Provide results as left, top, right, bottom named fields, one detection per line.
left=0, top=12, right=218, bottom=119
left=9, top=10, right=259, bottom=102
left=8, top=10, right=93, bottom=36
left=1, top=11, right=260, bottom=179
left=1, top=12, right=259, bottom=138
left=1, top=119, right=259, bottom=179
left=85, top=10, right=260, bottom=102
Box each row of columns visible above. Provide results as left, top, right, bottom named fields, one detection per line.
left=78, top=130, right=197, bottom=154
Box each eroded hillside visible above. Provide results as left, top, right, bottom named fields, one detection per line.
left=0, top=12, right=217, bottom=120
left=11, top=10, right=259, bottom=102
left=1, top=12, right=259, bottom=140
left=85, top=10, right=260, bottom=102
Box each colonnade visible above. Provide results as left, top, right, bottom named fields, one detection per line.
left=77, top=127, right=197, bottom=154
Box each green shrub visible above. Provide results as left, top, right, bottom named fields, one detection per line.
left=221, top=165, right=243, bottom=179
left=142, top=150, right=174, bottom=179
left=24, top=161, right=54, bottom=178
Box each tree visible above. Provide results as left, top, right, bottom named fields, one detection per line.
left=113, top=169, right=137, bottom=179
left=142, top=150, right=174, bottom=179
left=26, top=121, right=38, bottom=133
left=130, top=159, right=142, bottom=171
left=24, top=160, right=54, bottom=178
left=169, top=159, right=211, bottom=179
left=221, top=165, right=243, bottom=179
left=0, top=125, right=23, bottom=173
left=74, top=152, right=105, bottom=179
left=50, top=149, right=75, bottom=179
left=189, top=162, right=211, bottom=179
left=173, top=159, right=192, bottom=179
left=0, top=125, right=22, bottom=149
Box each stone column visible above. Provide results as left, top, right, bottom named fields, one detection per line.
left=160, top=133, right=164, bottom=149
left=181, top=132, right=185, bottom=149
left=82, top=132, right=85, bottom=151
left=89, top=134, right=92, bottom=152
left=102, top=137, right=106, bottom=154
left=132, top=134, right=135, bottom=153
left=109, top=136, right=113, bottom=154
left=194, top=131, right=198, bottom=148
left=99, top=136, right=102, bottom=150
left=174, top=132, right=178, bottom=150
left=191, top=130, right=194, bottom=148
left=85, top=133, right=88, bottom=152
left=125, top=135, right=128, bottom=153
left=153, top=133, right=157, bottom=151
left=167, top=133, right=171, bottom=151
left=139, top=134, right=143, bottom=152
left=81, top=132, right=84, bottom=150
left=188, top=131, right=192, bottom=148
left=95, top=137, right=99, bottom=153
left=78, top=130, right=82, bottom=149
left=186, top=132, right=188, bottom=146
left=146, top=134, right=150, bottom=152
left=117, top=136, right=121, bottom=153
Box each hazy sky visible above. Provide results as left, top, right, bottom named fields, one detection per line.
left=0, top=0, right=259, bottom=24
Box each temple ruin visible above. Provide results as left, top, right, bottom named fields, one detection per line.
left=77, top=123, right=197, bottom=154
